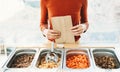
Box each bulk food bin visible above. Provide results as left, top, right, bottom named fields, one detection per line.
left=63, top=48, right=93, bottom=72
left=90, top=48, right=120, bottom=72
left=33, top=48, right=64, bottom=72
left=2, top=48, right=39, bottom=72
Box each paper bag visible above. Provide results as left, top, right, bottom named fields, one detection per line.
left=51, top=15, right=75, bottom=44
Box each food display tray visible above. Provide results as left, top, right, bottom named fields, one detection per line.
left=1, top=47, right=120, bottom=72
left=90, top=48, right=120, bottom=72
left=63, top=48, right=93, bottom=72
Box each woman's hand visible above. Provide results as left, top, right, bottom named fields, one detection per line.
left=43, top=29, right=61, bottom=40
left=70, top=24, right=86, bottom=36
left=47, top=30, right=61, bottom=40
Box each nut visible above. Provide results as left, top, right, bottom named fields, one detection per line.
left=94, top=56, right=116, bottom=69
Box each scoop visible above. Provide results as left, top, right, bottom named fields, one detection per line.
left=45, top=42, right=58, bottom=63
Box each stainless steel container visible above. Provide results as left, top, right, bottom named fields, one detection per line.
left=63, top=48, right=93, bottom=72
left=33, top=48, right=64, bottom=72
left=3, top=48, right=39, bottom=72
left=3, top=47, right=120, bottom=72
left=90, top=48, right=120, bottom=71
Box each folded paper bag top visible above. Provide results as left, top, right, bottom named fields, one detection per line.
left=51, top=15, right=75, bottom=44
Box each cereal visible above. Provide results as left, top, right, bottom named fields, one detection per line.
left=38, top=54, right=61, bottom=68
left=9, top=54, right=34, bottom=68
left=94, top=56, right=116, bottom=69
left=66, top=54, right=89, bottom=69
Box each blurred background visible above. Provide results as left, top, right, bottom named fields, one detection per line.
left=0, top=0, right=120, bottom=45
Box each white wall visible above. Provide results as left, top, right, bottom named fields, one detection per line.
left=88, top=0, right=120, bottom=32
left=0, top=0, right=25, bottom=22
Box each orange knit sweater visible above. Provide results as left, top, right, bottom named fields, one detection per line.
left=40, top=0, right=88, bottom=41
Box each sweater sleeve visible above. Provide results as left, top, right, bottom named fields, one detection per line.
left=80, top=0, right=88, bottom=23
left=40, top=0, right=48, bottom=31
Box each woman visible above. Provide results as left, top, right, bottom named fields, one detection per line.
left=40, top=0, right=89, bottom=42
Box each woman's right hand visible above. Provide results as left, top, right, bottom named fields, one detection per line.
left=43, top=29, right=61, bottom=40
left=47, top=29, right=61, bottom=40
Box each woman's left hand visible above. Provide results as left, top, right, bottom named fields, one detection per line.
left=70, top=24, right=84, bottom=36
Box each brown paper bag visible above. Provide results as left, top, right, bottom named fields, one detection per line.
left=51, top=15, right=75, bottom=44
